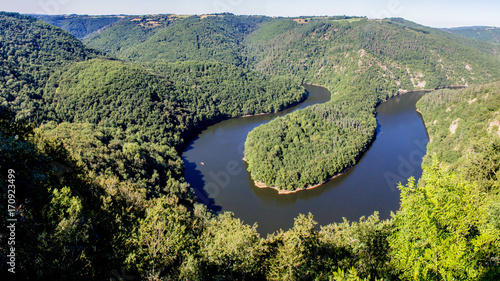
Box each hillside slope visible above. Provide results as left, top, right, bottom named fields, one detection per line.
left=0, top=12, right=105, bottom=120
left=417, top=81, right=500, bottom=190
left=33, top=14, right=124, bottom=39
left=442, top=26, right=500, bottom=44
left=244, top=17, right=500, bottom=191
left=246, top=18, right=500, bottom=89
left=39, top=58, right=305, bottom=194
left=83, top=14, right=185, bottom=57
left=86, top=14, right=268, bottom=66
left=388, top=82, right=500, bottom=280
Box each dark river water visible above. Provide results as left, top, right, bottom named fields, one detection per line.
left=182, top=85, right=429, bottom=235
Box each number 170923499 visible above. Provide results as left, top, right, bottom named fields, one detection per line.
left=7, top=169, right=16, bottom=217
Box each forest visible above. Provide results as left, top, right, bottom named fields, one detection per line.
left=442, top=26, right=500, bottom=44
left=243, top=17, right=500, bottom=191
left=0, top=12, right=106, bottom=121
left=245, top=92, right=377, bottom=191
left=1, top=11, right=500, bottom=280
left=33, top=14, right=124, bottom=40
left=417, top=82, right=500, bottom=191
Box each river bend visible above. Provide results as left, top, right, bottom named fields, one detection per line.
left=182, top=85, right=428, bottom=234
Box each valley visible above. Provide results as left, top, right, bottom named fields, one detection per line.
left=184, top=85, right=429, bottom=235
left=1, top=11, right=500, bottom=280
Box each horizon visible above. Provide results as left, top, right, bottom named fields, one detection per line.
left=2, top=0, right=500, bottom=29
left=21, top=13, right=500, bottom=30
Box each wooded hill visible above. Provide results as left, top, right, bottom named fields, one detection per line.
left=417, top=82, right=500, bottom=191
left=0, top=12, right=106, bottom=120
left=77, top=13, right=500, bottom=191
left=33, top=14, right=124, bottom=40
left=1, top=12, right=500, bottom=279
left=242, top=16, right=500, bottom=190
left=442, top=26, right=500, bottom=44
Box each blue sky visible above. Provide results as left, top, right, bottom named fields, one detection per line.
left=3, top=0, right=500, bottom=28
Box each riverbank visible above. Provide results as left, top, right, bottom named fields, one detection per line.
left=247, top=134, right=375, bottom=195
left=179, top=91, right=308, bottom=152
left=382, top=85, right=467, bottom=104
left=412, top=85, right=468, bottom=143
left=246, top=86, right=449, bottom=195
left=415, top=107, right=433, bottom=143
left=183, top=84, right=429, bottom=234
left=253, top=168, right=348, bottom=194
left=302, top=82, right=331, bottom=89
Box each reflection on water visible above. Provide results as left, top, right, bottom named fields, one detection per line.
left=182, top=85, right=428, bottom=235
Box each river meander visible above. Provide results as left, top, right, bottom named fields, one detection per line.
left=182, top=85, right=429, bottom=234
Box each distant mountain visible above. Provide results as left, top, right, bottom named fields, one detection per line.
left=81, top=15, right=500, bottom=89
left=41, top=13, right=500, bottom=191
left=243, top=17, right=500, bottom=191
left=3, top=12, right=500, bottom=280
left=32, top=14, right=125, bottom=39
left=85, top=14, right=268, bottom=66
left=246, top=17, right=500, bottom=89
left=441, top=26, right=500, bottom=44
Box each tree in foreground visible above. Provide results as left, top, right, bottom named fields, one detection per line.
left=389, top=156, right=500, bottom=280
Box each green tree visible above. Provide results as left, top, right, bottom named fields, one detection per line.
left=389, top=156, right=500, bottom=280
left=265, top=213, right=320, bottom=280
left=125, top=197, right=192, bottom=279
left=198, top=212, right=265, bottom=279
left=319, top=213, right=393, bottom=279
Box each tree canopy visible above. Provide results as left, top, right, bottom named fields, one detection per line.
left=2, top=12, right=500, bottom=280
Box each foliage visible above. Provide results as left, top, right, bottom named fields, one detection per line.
left=264, top=213, right=320, bottom=280
left=0, top=107, right=111, bottom=279
left=125, top=197, right=192, bottom=279
left=417, top=82, right=500, bottom=191
left=38, top=121, right=187, bottom=199
left=0, top=12, right=104, bottom=120
left=319, top=213, right=394, bottom=279
left=150, top=60, right=307, bottom=123
left=442, top=26, right=500, bottom=45
left=197, top=212, right=265, bottom=279
left=389, top=157, right=500, bottom=280
left=39, top=59, right=190, bottom=197
left=34, top=14, right=123, bottom=39
left=3, top=12, right=500, bottom=280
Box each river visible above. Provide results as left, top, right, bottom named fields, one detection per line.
left=182, top=85, right=429, bottom=235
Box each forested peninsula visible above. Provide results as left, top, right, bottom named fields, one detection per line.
left=1, top=12, right=500, bottom=280
left=243, top=17, right=500, bottom=192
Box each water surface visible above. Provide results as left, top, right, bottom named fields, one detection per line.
left=182, top=85, right=428, bottom=234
